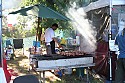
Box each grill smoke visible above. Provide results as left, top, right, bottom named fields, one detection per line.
left=66, top=3, right=97, bottom=53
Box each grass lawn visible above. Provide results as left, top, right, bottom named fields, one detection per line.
left=7, top=51, right=104, bottom=83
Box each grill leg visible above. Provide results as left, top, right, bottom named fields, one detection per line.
left=86, top=67, right=90, bottom=83
left=39, top=71, right=45, bottom=83
left=39, top=71, right=42, bottom=83
left=43, top=71, right=45, bottom=83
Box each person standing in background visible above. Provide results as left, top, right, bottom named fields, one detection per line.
left=115, top=28, right=125, bottom=83
left=60, top=37, right=67, bottom=47
left=44, top=23, right=61, bottom=54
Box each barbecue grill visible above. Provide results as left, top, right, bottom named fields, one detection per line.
left=29, top=47, right=95, bottom=83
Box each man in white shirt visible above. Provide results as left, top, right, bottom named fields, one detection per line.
left=45, top=23, right=60, bottom=54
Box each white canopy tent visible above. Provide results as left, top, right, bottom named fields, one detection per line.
left=83, top=0, right=125, bottom=82
left=83, top=0, right=125, bottom=12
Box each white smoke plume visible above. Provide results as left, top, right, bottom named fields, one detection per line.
left=66, top=3, right=97, bottom=53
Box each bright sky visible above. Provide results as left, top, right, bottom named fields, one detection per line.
left=2, top=0, right=21, bottom=24
left=7, top=14, right=18, bottom=25
left=2, top=0, right=21, bottom=10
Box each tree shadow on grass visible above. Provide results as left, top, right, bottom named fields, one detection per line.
left=7, top=54, right=31, bottom=75
left=7, top=52, right=104, bottom=83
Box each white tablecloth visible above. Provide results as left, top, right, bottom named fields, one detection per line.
left=0, top=68, right=7, bottom=83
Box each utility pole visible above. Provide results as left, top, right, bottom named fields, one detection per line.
left=0, top=0, right=2, bottom=67
left=109, top=0, right=113, bottom=82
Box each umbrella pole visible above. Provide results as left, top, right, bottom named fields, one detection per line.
left=36, top=17, right=40, bottom=41
left=35, top=17, right=40, bottom=52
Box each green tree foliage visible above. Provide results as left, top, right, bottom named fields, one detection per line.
left=2, top=0, right=84, bottom=39
left=19, top=0, right=84, bottom=40
left=8, top=16, right=36, bottom=38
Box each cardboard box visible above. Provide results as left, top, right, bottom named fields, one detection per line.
left=29, top=47, right=42, bottom=54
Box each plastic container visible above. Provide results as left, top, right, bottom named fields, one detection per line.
left=54, top=69, right=63, bottom=77
left=64, top=68, right=72, bottom=74
left=76, top=36, right=80, bottom=45
left=76, top=68, right=84, bottom=78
